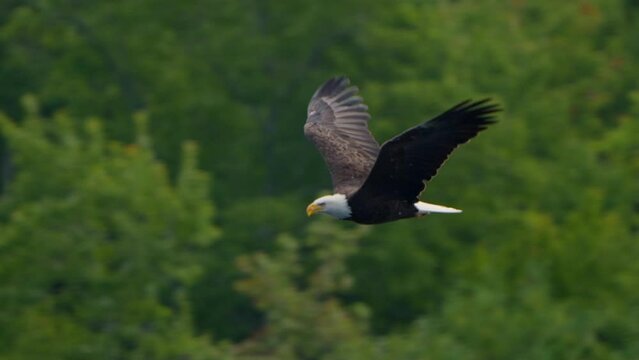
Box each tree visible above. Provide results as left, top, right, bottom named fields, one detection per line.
left=0, top=100, right=222, bottom=359
left=233, top=219, right=369, bottom=360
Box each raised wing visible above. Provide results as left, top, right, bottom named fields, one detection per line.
left=351, top=99, right=500, bottom=203
left=304, top=76, right=380, bottom=196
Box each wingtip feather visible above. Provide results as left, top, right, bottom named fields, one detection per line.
left=313, top=75, right=352, bottom=99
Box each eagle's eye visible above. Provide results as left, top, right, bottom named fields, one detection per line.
left=318, top=202, right=326, bottom=206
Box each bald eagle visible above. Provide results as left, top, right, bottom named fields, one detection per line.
left=304, top=76, right=500, bottom=224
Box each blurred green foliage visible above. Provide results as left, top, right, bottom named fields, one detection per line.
left=1, top=0, right=638, bottom=358
left=0, top=104, right=220, bottom=358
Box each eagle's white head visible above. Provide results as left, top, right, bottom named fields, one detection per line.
left=306, top=194, right=351, bottom=219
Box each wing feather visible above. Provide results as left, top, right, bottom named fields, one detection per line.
left=350, top=99, right=500, bottom=203
left=304, top=76, right=380, bottom=195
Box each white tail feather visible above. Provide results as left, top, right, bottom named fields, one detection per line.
left=415, top=201, right=462, bottom=214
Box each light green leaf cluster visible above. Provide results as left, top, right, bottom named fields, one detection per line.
left=233, top=219, right=369, bottom=360
left=0, top=107, right=220, bottom=359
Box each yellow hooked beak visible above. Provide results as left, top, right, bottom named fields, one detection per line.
left=306, top=203, right=323, bottom=217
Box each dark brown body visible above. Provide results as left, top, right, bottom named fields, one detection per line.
left=346, top=197, right=418, bottom=224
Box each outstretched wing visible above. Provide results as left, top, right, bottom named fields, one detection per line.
left=304, top=76, right=380, bottom=196
left=351, top=99, right=500, bottom=202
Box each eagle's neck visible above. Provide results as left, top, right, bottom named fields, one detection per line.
left=319, top=194, right=352, bottom=219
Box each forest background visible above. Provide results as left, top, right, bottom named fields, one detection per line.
left=1, top=0, right=638, bottom=359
